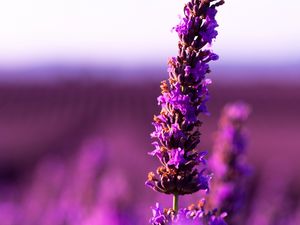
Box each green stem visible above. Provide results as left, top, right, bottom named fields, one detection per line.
left=173, top=194, right=179, bottom=213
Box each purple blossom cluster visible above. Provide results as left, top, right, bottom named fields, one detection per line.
left=150, top=201, right=227, bottom=225
left=146, top=0, right=224, bottom=196
left=146, top=0, right=225, bottom=224
left=208, top=102, right=251, bottom=222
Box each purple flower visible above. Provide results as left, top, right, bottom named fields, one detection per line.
left=199, top=7, right=219, bottom=44
left=209, top=53, right=219, bottom=61
left=208, top=102, right=251, bottom=222
left=168, top=148, right=186, bottom=168
left=146, top=0, right=225, bottom=222
left=150, top=203, right=168, bottom=225
left=149, top=201, right=228, bottom=225
left=207, top=8, right=218, bottom=21
left=174, top=17, right=192, bottom=36
left=148, top=142, right=163, bottom=161
left=191, top=62, right=209, bottom=82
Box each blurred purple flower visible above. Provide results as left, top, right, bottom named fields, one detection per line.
left=208, top=102, right=251, bottom=223
left=0, top=137, right=135, bottom=225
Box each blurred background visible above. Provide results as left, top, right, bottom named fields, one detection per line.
left=0, top=0, right=299, bottom=224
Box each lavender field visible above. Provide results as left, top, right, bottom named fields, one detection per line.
left=0, top=68, right=299, bottom=224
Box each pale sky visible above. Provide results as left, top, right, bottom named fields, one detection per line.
left=0, top=0, right=299, bottom=68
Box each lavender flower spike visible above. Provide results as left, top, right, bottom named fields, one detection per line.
left=208, top=102, right=251, bottom=222
left=146, top=0, right=224, bottom=215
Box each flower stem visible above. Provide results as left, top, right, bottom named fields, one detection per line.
left=173, top=194, right=179, bottom=213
